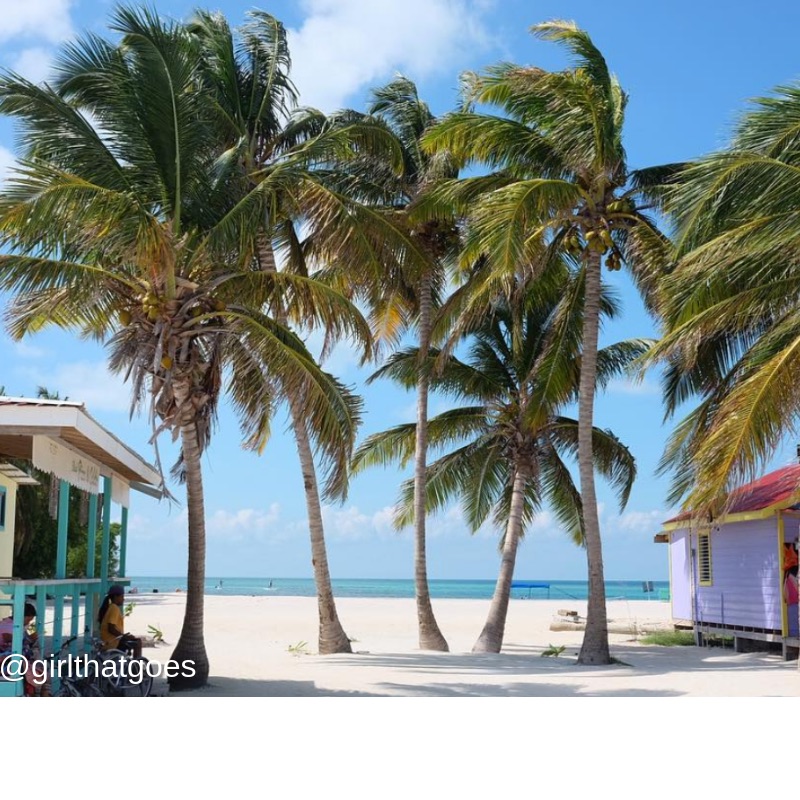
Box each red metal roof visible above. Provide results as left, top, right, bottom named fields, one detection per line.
left=665, top=464, right=800, bottom=524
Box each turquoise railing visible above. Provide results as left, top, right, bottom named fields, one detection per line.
left=0, top=577, right=130, bottom=697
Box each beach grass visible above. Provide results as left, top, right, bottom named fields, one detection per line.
left=640, top=630, right=696, bottom=646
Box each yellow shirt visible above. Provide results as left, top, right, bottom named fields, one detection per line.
left=100, top=603, right=124, bottom=650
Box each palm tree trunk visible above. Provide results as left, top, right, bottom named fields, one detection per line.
left=287, top=391, right=352, bottom=654
left=472, top=466, right=527, bottom=653
left=577, top=249, right=610, bottom=665
left=256, top=232, right=351, bottom=654
left=168, top=386, right=210, bottom=690
left=414, top=271, right=449, bottom=651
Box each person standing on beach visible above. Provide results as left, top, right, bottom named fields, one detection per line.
left=99, top=585, right=143, bottom=659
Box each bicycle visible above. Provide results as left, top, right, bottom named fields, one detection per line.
left=53, top=636, right=153, bottom=697
left=93, top=638, right=154, bottom=697
left=53, top=637, right=103, bottom=697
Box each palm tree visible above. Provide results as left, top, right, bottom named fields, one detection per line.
left=266, top=74, right=455, bottom=651
left=355, top=77, right=463, bottom=652
left=420, top=22, right=670, bottom=663
left=645, top=84, right=800, bottom=515
left=0, top=6, right=369, bottom=686
left=186, top=10, right=400, bottom=654
left=353, top=268, right=643, bottom=652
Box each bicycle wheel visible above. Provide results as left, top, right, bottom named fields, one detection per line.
left=91, top=651, right=125, bottom=696
left=55, top=679, right=81, bottom=697
left=119, top=676, right=153, bottom=697
left=98, top=653, right=152, bottom=697
left=118, top=659, right=154, bottom=697
left=80, top=680, right=104, bottom=697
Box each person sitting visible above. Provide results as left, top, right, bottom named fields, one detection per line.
left=98, top=585, right=143, bottom=660
left=0, top=602, right=47, bottom=695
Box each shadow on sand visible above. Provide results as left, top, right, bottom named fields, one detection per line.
left=170, top=677, right=379, bottom=697
left=162, top=641, right=793, bottom=696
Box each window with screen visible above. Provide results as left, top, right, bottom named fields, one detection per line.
left=698, top=530, right=712, bottom=586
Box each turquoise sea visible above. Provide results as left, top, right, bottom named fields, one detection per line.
left=128, top=576, right=670, bottom=601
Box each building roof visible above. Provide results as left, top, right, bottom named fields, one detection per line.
left=664, top=464, right=800, bottom=526
left=0, top=463, right=39, bottom=486
left=0, top=396, right=161, bottom=494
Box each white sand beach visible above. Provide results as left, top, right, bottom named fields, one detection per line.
left=128, top=594, right=800, bottom=697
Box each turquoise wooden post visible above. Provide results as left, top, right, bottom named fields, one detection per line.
left=85, top=494, right=98, bottom=647
left=100, top=476, right=112, bottom=597
left=119, top=506, right=128, bottom=578
left=35, top=585, right=46, bottom=657
left=11, top=584, right=25, bottom=697
left=70, top=591, right=80, bottom=657
left=56, top=480, right=69, bottom=579
left=53, top=479, right=70, bottom=659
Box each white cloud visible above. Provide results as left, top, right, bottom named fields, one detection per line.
left=0, top=146, right=15, bottom=185
left=607, top=377, right=660, bottom=396
left=307, top=495, right=556, bottom=544
left=0, top=1, right=74, bottom=45
left=593, top=507, right=665, bottom=539
left=207, top=504, right=282, bottom=541
left=614, top=509, right=666, bottom=533
left=173, top=501, right=394, bottom=544
left=528, top=509, right=554, bottom=534
left=287, top=0, right=495, bottom=111
left=129, top=503, right=286, bottom=544
left=12, top=47, right=55, bottom=84
left=16, top=360, right=132, bottom=412
left=11, top=341, right=48, bottom=360
left=316, top=500, right=500, bottom=541
left=390, top=503, right=497, bottom=540
left=319, top=503, right=396, bottom=541
left=127, top=511, right=176, bottom=542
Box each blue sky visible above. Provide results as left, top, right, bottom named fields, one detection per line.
left=1, top=0, right=799, bottom=582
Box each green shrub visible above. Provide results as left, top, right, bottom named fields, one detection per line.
left=639, top=630, right=695, bottom=646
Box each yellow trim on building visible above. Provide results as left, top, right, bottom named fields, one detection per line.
left=660, top=490, right=800, bottom=534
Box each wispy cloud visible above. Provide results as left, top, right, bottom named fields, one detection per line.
left=15, top=360, right=132, bottom=412
left=317, top=503, right=397, bottom=541
left=0, top=2, right=74, bottom=45
left=127, top=509, right=186, bottom=542
left=613, top=509, right=666, bottom=533
left=131, top=503, right=284, bottom=543
left=606, top=377, right=660, bottom=396
left=0, top=2, right=75, bottom=100
left=11, top=341, right=48, bottom=360
left=207, top=504, right=282, bottom=541
left=0, top=146, right=15, bottom=185
left=287, top=0, right=496, bottom=111
left=591, top=507, right=666, bottom=540
left=11, top=47, right=55, bottom=84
